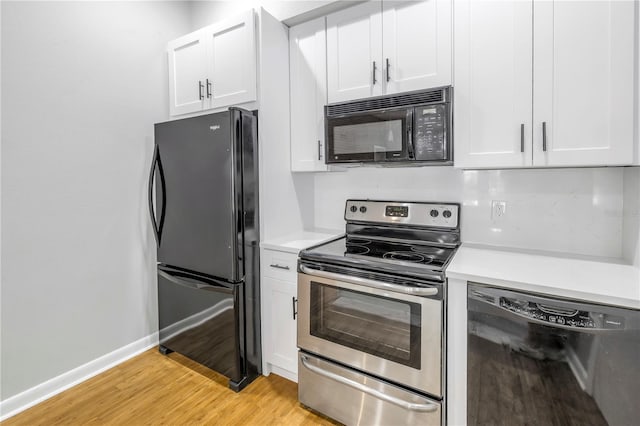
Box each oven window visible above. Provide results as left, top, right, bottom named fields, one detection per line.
left=333, top=120, right=403, bottom=156
left=326, top=108, right=410, bottom=163
left=310, top=281, right=421, bottom=369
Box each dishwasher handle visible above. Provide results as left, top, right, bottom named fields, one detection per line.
left=300, top=354, right=439, bottom=413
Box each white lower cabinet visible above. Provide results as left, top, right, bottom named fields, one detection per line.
left=261, top=249, right=299, bottom=381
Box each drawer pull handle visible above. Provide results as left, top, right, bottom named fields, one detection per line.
left=269, top=263, right=290, bottom=270
left=299, top=355, right=439, bottom=412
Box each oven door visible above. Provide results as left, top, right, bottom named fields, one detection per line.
left=297, top=267, right=443, bottom=397
left=325, top=108, right=413, bottom=163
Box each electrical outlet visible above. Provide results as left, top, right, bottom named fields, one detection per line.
left=491, top=200, right=507, bottom=221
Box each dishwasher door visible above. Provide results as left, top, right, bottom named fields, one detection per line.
left=467, top=283, right=640, bottom=426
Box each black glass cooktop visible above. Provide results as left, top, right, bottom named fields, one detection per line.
left=301, top=236, right=455, bottom=274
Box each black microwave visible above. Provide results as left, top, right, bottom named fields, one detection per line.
left=325, top=87, right=452, bottom=165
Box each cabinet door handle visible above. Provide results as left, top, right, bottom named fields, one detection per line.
left=372, top=61, right=377, bottom=85
left=206, top=79, right=212, bottom=98
left=198, top=80, right=204, bottom=100
left=542, top=121, right=548, bottom=152
left=318, top=140, right=323, bottom=161
left=292, top=297, right=298, bottom=320
left=269, top=263, right=290, bottom=270
left=520, top=123, right=525, bottom=153
left=386, top=58, right=391, bottom=82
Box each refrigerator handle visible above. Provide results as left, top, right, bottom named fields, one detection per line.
left=148, top=145, right=160, bottom=245
left=147, top=145, right=167, bottom=245
left=157, top=148, right=167, bottom=243
left=158, top=268, right=235, bottom=295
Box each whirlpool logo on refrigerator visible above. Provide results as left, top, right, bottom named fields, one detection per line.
left=209, top=124, right=221, bottom=131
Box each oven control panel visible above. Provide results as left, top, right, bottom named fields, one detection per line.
left=345, top=200, right=459, bottom=229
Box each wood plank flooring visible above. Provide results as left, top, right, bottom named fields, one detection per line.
left=467, top=334, right=607, bottom=426
left=2, top=349, right=339, bottom=425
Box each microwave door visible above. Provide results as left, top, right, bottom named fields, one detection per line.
left=326, top=109, right=412, bottom=163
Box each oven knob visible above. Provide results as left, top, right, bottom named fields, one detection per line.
left=359, top=206, right=367, bottom=213
left=430, top=209, right=439, bottom=218
left=443, top=210, right=452, bottom=218
left=350, top=205, right=358, bottom=213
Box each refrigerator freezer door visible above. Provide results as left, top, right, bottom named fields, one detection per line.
left=158, top=266, right=243, bottom=383
left=154, top=111, right=241, bottom=281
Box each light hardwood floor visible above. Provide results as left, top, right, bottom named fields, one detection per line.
left=2, top=349, right=339, bottom=425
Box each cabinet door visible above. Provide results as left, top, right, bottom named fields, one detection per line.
left=264, top=276, right=298, bottom=374
left=327, top=1, right=383, bottom=103
left=167, top=31, right=206, bottom=116
left=533, top=0, right=635, bottom=167
left=454, top=0, right=533, bottom=168
left=290, top=18, right=329, bottom=172
left=204, top=10, right=257, bottom=109
left=382, top=0, right=452, bottom=94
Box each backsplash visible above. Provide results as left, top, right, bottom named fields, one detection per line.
left=313, top=166, right=625, bottom=259
left=623, top=167, right=640, bottom=266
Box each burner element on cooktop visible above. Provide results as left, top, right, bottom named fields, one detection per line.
left=346, top=238, right=371, bottom=246
left=346, top=245, right=370, bottom=255
left=382, top=251, right=433, bottom=264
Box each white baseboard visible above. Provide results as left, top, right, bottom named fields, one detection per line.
left=0, top=332, right=159, bottom=421
left=269, top=364, right=298, bottom=383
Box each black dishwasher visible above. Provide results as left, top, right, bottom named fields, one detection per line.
left=467, top=283, right=640, bottom=426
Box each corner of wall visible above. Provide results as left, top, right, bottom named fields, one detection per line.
left=257, top=7, right=313, bottom=241
left=622, top=167, right=640, bottom=267
left=635, top=0, right=639, bottom=164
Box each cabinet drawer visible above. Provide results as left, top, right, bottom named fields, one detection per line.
left=261, top=250, right=298, bottom=281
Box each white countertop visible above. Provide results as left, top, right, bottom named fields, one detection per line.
left=260, top=229, right=343, bottom=254
left=447, top=244, right=640, bottom=309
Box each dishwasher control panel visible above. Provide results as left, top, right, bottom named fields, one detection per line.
left=499, top=298, right=624, bottom=330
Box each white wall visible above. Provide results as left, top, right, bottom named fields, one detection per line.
left=314, top=167, right=625, bottom=259
left=1, top=1, right=190, bottom=400
left=623, top=167, right=640, bottom=266
left=188, top=2, right=320, bottom=240
left=256, top=9, right=316, bottom=241
left=189, top=0, right=349, bottom=29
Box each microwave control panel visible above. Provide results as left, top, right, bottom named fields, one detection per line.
left=413, top=104, right=448, bottom=161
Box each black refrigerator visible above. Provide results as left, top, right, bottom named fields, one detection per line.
left=149, top=108, right=260, bottom=391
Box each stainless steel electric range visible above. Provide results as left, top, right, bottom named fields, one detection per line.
left=297, top=200, right=461, bottom=426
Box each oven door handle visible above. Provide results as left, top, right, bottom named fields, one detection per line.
left=300, top=355, right=439, bottom=413
left=300, top=265, right=438, bottom=297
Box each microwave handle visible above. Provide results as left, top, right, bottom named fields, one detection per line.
left=406, top=110, right=414, bottom=159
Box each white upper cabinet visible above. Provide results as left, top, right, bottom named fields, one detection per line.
left=167, top=10, right=257, bottom=116
left=290, top=17, right=329, bottom=172
left=382, top=0, right=452, bottom=94
left=454, top=0, right=636, bottom=168
left=532, top=0, right=635, bottom=167
left=204, top=11, right=257, bottom=110
left=454, top=0, right=533, bottom=168
left=167, top=32, right=207, bottom=116
left=326, top=1, right=383, bottom=103
left=327, top=0, right=451, bottom=103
